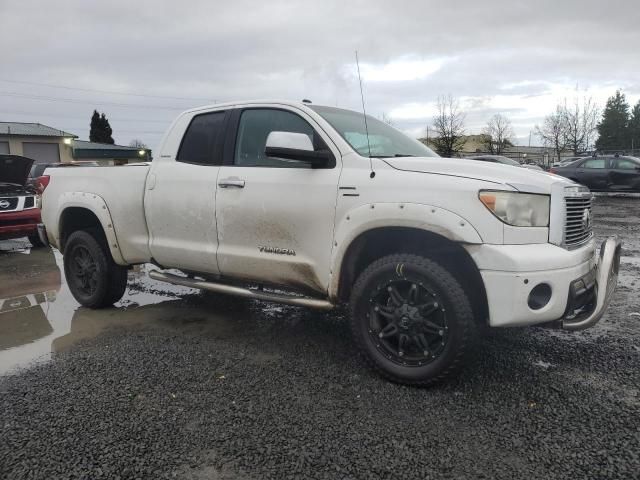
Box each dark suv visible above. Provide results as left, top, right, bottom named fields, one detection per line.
left=551, top=155, right=640, bottom=191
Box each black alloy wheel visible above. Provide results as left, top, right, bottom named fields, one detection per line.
left=350, top=254, right=474, bottom=386
left=63, top=230, right=128, bottom=308
left=68, top=243, right=100, bottom=297
left=368, top=279, right=448, bottom=367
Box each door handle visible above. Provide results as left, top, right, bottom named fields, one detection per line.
left=218, top=178, right=245, bottom=188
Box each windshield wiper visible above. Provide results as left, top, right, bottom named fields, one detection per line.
left=370, top=154, right=416, bottom=158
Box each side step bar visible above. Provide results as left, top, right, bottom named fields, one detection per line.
left=148, top=270, right=335, bottom=311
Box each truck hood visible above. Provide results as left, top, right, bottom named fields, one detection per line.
left=383, top=157, right=570, bottom=193
left=0, top=155, right=34, bottom=186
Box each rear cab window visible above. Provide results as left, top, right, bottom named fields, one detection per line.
left=176, top=111, right=227, bottom=165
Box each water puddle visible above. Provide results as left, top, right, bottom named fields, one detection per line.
left=0, top=239, right=202, bottom=376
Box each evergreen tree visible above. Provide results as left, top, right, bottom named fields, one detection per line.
left=595, top=91, right=630, bottom=151
left=629, top=101, right=640, bottom=151
left=89, top=110, right=115, bottom=144
left=100, top=113, right=115, bottom=144
left=89, top=110, right=101, bottom=142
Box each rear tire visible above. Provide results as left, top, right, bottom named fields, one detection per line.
left=349, top=254, right=474, bottom=386
left=63, top=230, right=127, bottom=308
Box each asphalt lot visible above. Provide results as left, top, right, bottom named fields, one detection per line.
left=1, top=196, right=639, bottom=480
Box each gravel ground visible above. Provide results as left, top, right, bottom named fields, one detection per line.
left=1, top=197, right=639, bottom=480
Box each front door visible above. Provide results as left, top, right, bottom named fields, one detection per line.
left=576, top=157, right=609, bottom=190
left=215, top=107, right=341, bottom=294
left=144, top=110, right=227, bottom=274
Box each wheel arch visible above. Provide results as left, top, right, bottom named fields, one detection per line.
left=333, top=226, right=488, bottom=325
left=56, top=193, right=126, bottom=265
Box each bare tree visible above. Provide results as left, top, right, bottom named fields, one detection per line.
left=535, top=105, right=568, bottom=162
left=564, top=96, right=599, bottom=154
left=129, top=139, right=147, bottom=148
left=431, top=95, right=466, bottom=157
left=482, top=114, right=514, bottom=154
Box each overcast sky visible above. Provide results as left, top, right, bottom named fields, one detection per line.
left=1, top=0, right=639, bottom=149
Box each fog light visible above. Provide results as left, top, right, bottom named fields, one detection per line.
left=528, top=283, right=552, bottom=310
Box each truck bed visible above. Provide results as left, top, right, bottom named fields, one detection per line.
left=40, top=163, right=152, bottom=264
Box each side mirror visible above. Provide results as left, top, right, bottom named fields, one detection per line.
left=265, top=131, right=331, bottom=167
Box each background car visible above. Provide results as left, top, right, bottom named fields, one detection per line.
left=0, top=154, right=43, bottom=246
left=551, top=154, right=640, bottom=191
left=467, top=155, right=546, bottom=172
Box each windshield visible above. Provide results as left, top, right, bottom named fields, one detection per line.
left=309, top=105, right=438, bottom=158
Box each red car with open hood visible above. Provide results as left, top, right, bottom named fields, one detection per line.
left=0, top=154, right=44, bottom=247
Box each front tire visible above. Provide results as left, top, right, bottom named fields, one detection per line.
left=63, top=230, right=128, bottom=308
left=349, top=254, right=474, bottom=386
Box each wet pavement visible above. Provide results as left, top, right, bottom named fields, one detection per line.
left=0, top=239, right=199, bottom=376
left=0, top=197, right=639, bottom=479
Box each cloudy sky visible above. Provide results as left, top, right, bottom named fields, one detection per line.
left=1, top=0, right=639, bottom=148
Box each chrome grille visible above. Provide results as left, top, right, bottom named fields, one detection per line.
left=564, top=189, right=593, bottom=249
left=0, top=197, right=19, bottom=211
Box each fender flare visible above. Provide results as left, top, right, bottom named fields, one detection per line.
left=328, top=202, right=483, bottom=299
left=54, top=191, right=126, bottom=265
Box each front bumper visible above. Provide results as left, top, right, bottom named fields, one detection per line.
left=467, top=237, right=621, bottom=329
left=561, top=236, right=621, bottom=330
left=0, top=208, right=41, bottom=240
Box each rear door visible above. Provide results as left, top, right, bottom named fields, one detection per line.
left=215, top=106, right=341, bottom=294
left=609, top=157, right=640, bottom=191
left=144, top=110, right=228, bottom=274
left=575, top=157, right=609, bottom=190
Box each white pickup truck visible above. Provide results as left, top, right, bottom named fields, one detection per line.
left=39, top=100, right=621, bottom=385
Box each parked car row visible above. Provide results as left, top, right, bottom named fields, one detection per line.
left=466, top=153, right=640, bottom=192
left=551, top=154, right=640, bottom=192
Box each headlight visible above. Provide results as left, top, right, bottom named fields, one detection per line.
left=479, top=190, right=549, bottom=227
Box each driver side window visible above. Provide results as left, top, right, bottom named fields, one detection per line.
left=234, top=109, right=318, bottom=168
left=581, top=158, right=606, bottom=169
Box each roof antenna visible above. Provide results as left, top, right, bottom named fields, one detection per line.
left=355, top=51, right=375, bottom=179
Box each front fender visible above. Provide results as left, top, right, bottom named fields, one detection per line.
left=329, top=202, right=483, bottom=298
left=50, top=192, right=126, bottom=265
